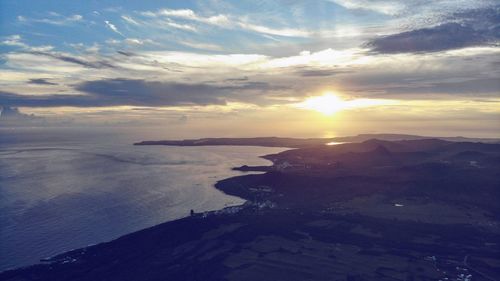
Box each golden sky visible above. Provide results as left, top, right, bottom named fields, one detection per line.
left=0, top=1, right=499, bottom=137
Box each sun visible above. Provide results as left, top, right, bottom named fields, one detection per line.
left=296, top=92, right=397, bottom=116
left=297, top=92, right=351, bottom=115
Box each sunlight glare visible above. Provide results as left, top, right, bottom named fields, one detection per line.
left=297, top=92, right=396, bottom=115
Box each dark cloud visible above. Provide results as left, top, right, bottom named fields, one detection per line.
left=367, top=7, right=499, bottom=53
left=224, top=76, right=249, bottom=82
left=218, top=79, right=289, bottom=93
left=0, top=106, right=27, bottom=118
left=367, top=23, right=488, bottom=53
left=117, top=50, right=137, bottom=57
left=342, top=76, right=500, bottom=98
left=28, top=78, right=58, bottom=85
left=75, top=79, right=227, bottom=106
left=0, top=106, right=44, bottom=126
left=296, top=69, right=351, bottom=77
left=384, top=77, right=500, bottom=95
left=0, top=91, right=94, bottom=107
left=0, top=79, right=286, bottom=108
left=30, top=51, right=115, bottom=69
left=223, top=81, right=287, bottom=91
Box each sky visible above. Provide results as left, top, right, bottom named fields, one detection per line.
left=0, top=0, right=499, bottom=138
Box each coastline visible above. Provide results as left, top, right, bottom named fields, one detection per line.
left=0, top=147, right=287, bottom=274
left=0, top=144, right=288, bottom=273
left=2, top=139, right=500, bottom=281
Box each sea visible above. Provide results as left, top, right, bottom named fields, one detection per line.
left=0, top=127, right=286, bottom=271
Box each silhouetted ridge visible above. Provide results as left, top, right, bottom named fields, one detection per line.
left=370, top=145, right=392, bottom=156
left=135, top=135, right=500, bottom=148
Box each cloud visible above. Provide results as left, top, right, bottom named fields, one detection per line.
left=117, top=50, right=137, bottom=57
left=125, top=38, right=144, bottom=45
left=223, top=81, right=286, bottom=91
left=0, top=106, right=27, bottom=118
left=0, top=91, right=86, bottom=107
left=295, top=68, right=351, bottom=77
left=0, top=106, right=45, bottom=126
left=75, top=79, right=229, bottom=106
left=382, top=77, right=500, bottom=96
left=333, top=48, right=500, bottom=99
left=1, top=35, right=54, bottom=52
left=17, top=14, right=83, bottom=25
left=236, top=20, right=310, bottom=37
left=148, top=8, right=230, bottom=26
left=0, top=78, right=288, bottom=108
left=121, top=15, right=140, bottom=25
left=161, top=20, right=197, bottom=32
left=262, top=48, right=365, bottom=68
left=124, top=38, right=157, bottom=46
left=105, top=20, right=124, bottom=36
left=367, top=23, right=496, bottom=53
left=30, top=51, right=115, bottom=69
left=28, top=78, right=58, bottom=85
left=140, top=8, right=309, bottom=37
left=178, top=40, right=221, bottom=51
left=1, top=34, right=28, bottom=48
left=367, top=6, right=500, bottom=53
left=368, top=23, right=481, bottom=53
left=224, top=77, right=249, bottom=82
left=328, top=0, right=405, bottom=15
left=328, top=0, right=496, bottom=17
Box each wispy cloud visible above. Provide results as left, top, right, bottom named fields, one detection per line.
left=142, top=8, right=230, bottom=26
left=124, top=38, right=157, bottom=45
left=178, top=40, right=222, bottom=51
left=29, top=51, right=115, bottom=69
left=161, top=19, right=198, bottom=32
left=327, top=0, right=405, bottom=15
left=328, top=0, right=497, bottom=17
left=236, top=20, right=310, bottom=37
left=1, top=35, right=28, bottom=48
left=1, top=34, right=53, bottom=51
left=121, top=15, right=140, bottom=25
left=17, top=14, right=83, bottom=25
left=105, top=20, right=124, bottom=36
left=140, top=8, right=310, bottom=37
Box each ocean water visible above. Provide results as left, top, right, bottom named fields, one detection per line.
left=0, top=128, right=286, bottom=271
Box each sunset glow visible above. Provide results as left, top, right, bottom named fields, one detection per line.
left=297, top=92, right=397, bottom=116
left=0, top=1, right=498, bottom=138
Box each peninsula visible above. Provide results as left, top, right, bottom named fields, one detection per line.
left=134, top=134, right=500, bottom=148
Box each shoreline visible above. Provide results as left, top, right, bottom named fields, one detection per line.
left=0, top=173, right=279, bottom=276
left=2, top=138, right=500, bottom=280
left=0, top=147, right=285, bottom=274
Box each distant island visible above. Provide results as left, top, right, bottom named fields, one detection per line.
left=3, top=137, right=500, bottom=281
left=134, top=133, right=500, bottom=148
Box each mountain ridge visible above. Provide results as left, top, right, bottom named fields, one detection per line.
left=134, top=134, right=500, bottom=148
